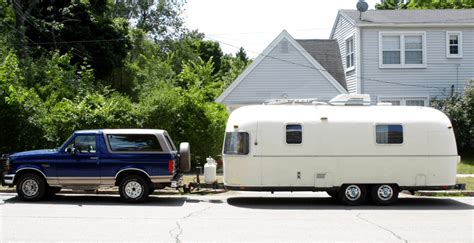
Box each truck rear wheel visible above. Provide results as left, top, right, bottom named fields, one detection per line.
left=16, top=173, right=46, bottom=201
left=119, top=175, right=149, bottom=203
left=371, top=184, right=399, bottom=205
left=339, top=184, right=367, bottom=206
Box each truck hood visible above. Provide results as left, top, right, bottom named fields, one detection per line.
left=11, top=149, right=58, bottom=158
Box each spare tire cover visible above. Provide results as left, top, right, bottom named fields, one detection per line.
left=179, top=142, right=191, bottom=172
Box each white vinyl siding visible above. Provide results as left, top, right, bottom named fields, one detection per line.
left=379, top=32, right=426, bottom=68
left=361, top=27, right=474, bottom=101
left=332, top=15, right=358, bottom=94
left=446, top=31, right=462, bottom=58
left=345, top=37, right=355, bottom=70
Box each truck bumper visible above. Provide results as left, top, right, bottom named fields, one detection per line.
left=3, top=173, right=15, bottom=185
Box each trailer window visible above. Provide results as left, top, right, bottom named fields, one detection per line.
left=286, top=124, right=302, bottom=144
left=376, top=125, right=403, bottom=144
left=224, top=132, right=249, bottom=155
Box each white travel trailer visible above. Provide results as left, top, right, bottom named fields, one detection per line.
left=222, top=95, right=460, bottom=205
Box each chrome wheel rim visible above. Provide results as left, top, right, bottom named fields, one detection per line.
left=124, top=181, right=143, bottom=199
left=377, top=185, right=393, bottom=201
left=345, top=185, right=361, bottom=201
left=22, top=179, right=39, bottom=197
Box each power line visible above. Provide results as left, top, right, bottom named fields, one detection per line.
left=206, top=35, right=448, bottom=92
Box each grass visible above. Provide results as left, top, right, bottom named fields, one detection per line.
left=456, top=177, right=474, bottom=191
left=457, top=155, right=474, bottom=174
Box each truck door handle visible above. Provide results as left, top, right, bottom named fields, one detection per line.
left=90, top=157, right=98, bottom=160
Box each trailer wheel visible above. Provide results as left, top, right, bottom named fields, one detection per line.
left=339, top=184, right=367, bottom=206
left=371, top=184, right=399, bottom=205
left=119, top=175, right=149, bottom=203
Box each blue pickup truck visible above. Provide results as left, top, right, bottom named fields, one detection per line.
left=1, top=129, right=190, bottom=203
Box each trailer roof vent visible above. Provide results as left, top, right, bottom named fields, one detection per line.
left=329, top=94, right=371, bottom=106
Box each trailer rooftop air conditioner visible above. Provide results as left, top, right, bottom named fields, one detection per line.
left=329, top=94, right=371, bottom=106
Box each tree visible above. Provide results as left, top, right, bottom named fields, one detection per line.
left=110, top=0, right=185, bottom=41
left=236, top=47, right=249, bottom=64
left=431, top=85, right=474, bottom=155
left=375, top=0, right=474, bottom=9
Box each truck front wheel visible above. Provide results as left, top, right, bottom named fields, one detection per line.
left=16, top=173, right=47, bottom=201
left=119, top=175, right=149, bottom=203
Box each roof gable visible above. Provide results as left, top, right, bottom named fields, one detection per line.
left=216, top=30, right=348, bottom=104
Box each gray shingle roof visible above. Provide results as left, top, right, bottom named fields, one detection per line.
left=341, top=9, right=474, bottom=24
left=295, top=39, right=347, bottom=90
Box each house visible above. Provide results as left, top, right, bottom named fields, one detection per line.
left=216, top=30, right=348, bottom=111
left=330, top=9, right=474, bottom=106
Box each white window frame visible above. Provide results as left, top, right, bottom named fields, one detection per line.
left=379, top=31, right=427, bottom=69
left=446, top=31, right=462, bottom=58
left=345, top=36, right=355, bottom=71
left=378, top=96, right=429, bottom=107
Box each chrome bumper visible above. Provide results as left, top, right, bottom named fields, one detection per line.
left=3, top=174, right=15, bottom=185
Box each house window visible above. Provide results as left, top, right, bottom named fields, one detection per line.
left=376, top=125, right=403, bottom=144
left=379, top=98, right=427, bottom=107
left=345, top=37, right=354, bottom=70
left=286, top=124, right=302, bottom=144
left=446, top=31, right=462, bottom=58
left=380, top=32, right=426, bottom=68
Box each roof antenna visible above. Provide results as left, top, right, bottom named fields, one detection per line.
left=357, top=0, right=369, bottom=20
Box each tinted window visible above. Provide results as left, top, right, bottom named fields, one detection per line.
left=224, top=132, right=249, bottom=155
left=376, top=125, right=403, bottom=144
left=66, top=135, right=97, bottom=154
left=107, top=134, right=162, bottom=152
left=286, top=124, right=302, bottom=144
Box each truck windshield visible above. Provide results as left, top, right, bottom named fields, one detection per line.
left=224, top=132, right=249, bottom=155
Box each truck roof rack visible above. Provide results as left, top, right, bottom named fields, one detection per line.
left=328, top=94, right=371, bottom=106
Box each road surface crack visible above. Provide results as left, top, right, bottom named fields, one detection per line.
left=357, top=213, right=408, bottom=243
left=169, top=206, right=212, bottom=243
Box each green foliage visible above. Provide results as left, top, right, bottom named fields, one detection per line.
left=431, top=86, right=474, bottom=155
left=0, top=0, right=248, bottom=169
left=375, top=0, right=474, bottom=9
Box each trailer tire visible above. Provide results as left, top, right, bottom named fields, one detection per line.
left=339, top=184, right=367, bottom=206
left=371, top=184, right=399, bottom=205
left=179, top=142, right=191, bottom=172
left=16, top=173, right=46, bottom=201
left=119, top=175, right=149, bottom=203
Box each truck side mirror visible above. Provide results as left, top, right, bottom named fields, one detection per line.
left=65, top=147, right=77, bottom=155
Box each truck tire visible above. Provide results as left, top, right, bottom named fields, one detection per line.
left=179, top=142, right=191, bottom=172
left=339, top=184, right=367, bottom=206
left=371, top=184, right=399, bottom=205
left=16, top=173, right=47, bottom=201
left=119, top=175, right=149, bottom=203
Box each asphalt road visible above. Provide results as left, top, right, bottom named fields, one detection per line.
left=0, top=192, right=473, bottom=242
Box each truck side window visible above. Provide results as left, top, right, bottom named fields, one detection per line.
left=66, top=135, right=97, bottom=154
left=286, top=124, right=302, bottom=144
left=224, top=132, right=249, bottom=155
left=107, top=134, right=163, bottom=152
left=376, top=125, right=403, bottom=144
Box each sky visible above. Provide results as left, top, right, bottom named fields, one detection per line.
left=184, top=0, right=380, bottom=58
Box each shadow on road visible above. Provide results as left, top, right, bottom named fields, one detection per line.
left=3, top=194, right=187, bottom=207
left=227, top=197, right=474, bottom=210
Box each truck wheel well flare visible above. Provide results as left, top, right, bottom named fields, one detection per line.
left=14, top=168, right=47, bottom=185
left=115, top=170, right=151, bottom=186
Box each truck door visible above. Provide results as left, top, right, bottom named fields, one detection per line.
left=57, top=134, right=101, bottom=185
